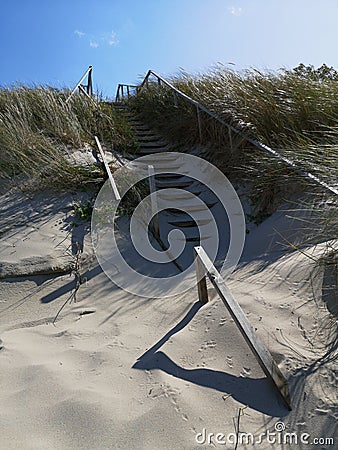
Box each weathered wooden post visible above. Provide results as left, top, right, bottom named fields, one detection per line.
left=87, top=66, right=93, bottom=96
left=196, top=105, right=202, bottom=142
left=148, top=165, right=160, bottom=240
left=193, top=249, right=209, bottom=304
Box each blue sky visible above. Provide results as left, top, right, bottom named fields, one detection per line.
left=1, top=0, right=338, bottom=98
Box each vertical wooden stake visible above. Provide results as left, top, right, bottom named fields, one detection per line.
left=148, top=165, right=160, bottom=240
left=228, top=125, right=233, bottom=149
left=173, top=92, right=178, bottom=108
left=87, top=66, right=93, bottom=96
left=197, top=105, right=202, bottom=142
left=194, top=248, right=209, bottom=304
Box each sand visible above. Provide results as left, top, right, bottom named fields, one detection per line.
left=0, top=186, right=336, bottom=450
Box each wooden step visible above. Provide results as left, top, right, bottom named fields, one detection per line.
left=158, top=191, right=201, bottom=200
left=165, top=202, right=216, bottom=212
left=139, top=141, right=169, bottom=148
left=137, top=137, right=168, bottom=146
left=155, top=180, right=193, bottom=189
left=135, top=130, right=159, bottom=136
left=168, top=219, right=211, bottom=227
left=179, top=235, right=211, bottom=242
left=155, top=174, right=185, bottom=181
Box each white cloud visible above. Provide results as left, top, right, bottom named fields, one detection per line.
left=228, top=6, right=243, bottom=16
left=74, top=30, right=85, bottom=38
left=107, top=31, right=119, bottom=46
left=74, top=29, right=119, bottom=48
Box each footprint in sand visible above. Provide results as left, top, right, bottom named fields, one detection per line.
left=199, top=340, right=217, bottom=352
left=327, top=369, right=337, bottom=386
left=240, top=367, right=251, bottom=377
left=226, top=355, right=233, bottom=368
left=180, top=355, right=195, bottom=367
left=106, top=337, right=124, bottom=348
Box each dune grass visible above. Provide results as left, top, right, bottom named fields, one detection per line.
left=128, top=64, right=337, bottom=266
left=128, top=65, right=338, bottom=196
left=0, top=85, right=137, bottom=190
left=129, top=65, right=338, bottom=185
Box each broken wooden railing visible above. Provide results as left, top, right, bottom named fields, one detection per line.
left=66, top=66, right=93, bottom=103
left=193, top=245, right=292, bottom=410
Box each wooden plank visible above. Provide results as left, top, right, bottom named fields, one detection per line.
left=194, top=245, right=292, bottom=410
left=148, top=165, right=160, bottom=240
left=94, top=136, right=121, bottom=201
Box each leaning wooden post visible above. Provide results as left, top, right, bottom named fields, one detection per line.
left=193, top=245, right=292, bottom=410
left=193, top=248, right=209, bottom=304
left=148, top=165, right=160, bottom=240
left=94, top=136, right=121, bottom=201
left=196, top=105, right=202, bottom=142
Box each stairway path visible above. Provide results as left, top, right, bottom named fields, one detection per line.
left=114, top=105, right=230, bottom=271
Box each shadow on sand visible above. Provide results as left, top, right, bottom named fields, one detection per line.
left=133, top=301, right=289, bottom=417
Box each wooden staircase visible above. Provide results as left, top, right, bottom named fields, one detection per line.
left=113, top=105, right=230, bottom=270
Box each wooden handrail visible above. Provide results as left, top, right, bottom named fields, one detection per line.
left=94, top=136, right=121, bottom=201
left=115, top=69, right=338, bottom=196
left=115, top=83, right=139, bottom=103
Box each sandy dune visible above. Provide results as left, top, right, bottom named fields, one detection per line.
left=0, top=187, right=336, bottom=449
